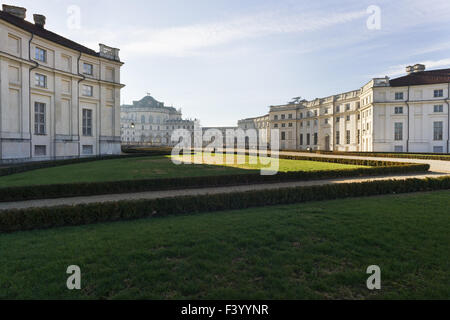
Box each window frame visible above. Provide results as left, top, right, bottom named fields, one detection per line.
left=35, top=47, right=47, bottom=63
left=35, top=73, right=47, bottom=88
left=34, top=102, right=46, bottom=135
left=83, top=63, right=94, bottom=76
left=82, top=108, right=93, bottom=136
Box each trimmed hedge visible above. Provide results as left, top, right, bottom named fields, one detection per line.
left=0, top=176, right=449, bottom=233
left=0, top=158, right=429, bottom=202
left=282, top=149, right=450, bottom=161
left=0, top=154, right=151, bottom=177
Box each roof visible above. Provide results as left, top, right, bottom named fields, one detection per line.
left=122, top=96, right=179, bottom=113
left=390, top=68, right=450, bottom=87
left=0, top=10, right=117, bottom=61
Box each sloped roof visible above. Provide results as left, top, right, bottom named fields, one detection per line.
left=390, top=68, right=450, bottom=87
left=0, top=10, right=115, bottom=61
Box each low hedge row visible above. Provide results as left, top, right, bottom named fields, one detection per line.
left=1, top=176, right=449, bottom=233
left=0, top=160, right=429, bottom=202
left=283, top=149, right=450, bottom=161
left=0, top=154, right=150, bottom=177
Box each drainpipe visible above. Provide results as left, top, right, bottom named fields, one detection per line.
left=406, top=86, right=410, bottom=153
left=28, top=33, right=39, bottom=160
left=447, top=82, right=450, bottom=153
left=77, top=52, right=86, bottom=158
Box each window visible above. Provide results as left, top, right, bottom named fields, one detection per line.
left=324, top=108, right=329, bottom=114
left=288, top=123, right=293, bottom=127
left=82, top=109, right=93, bottom=136
left=357, top=130, right=361, bottom=144
left=434, top=121, right=443, bottom=141
left=395, top=107, right=404, bottom=114
left=34, top=102, right=46, bottom=135
left=346, top=131, right=351, bottom=144
left=358, top=114, right=361, bottom=120
left=394, top=122, right=403, bottom=141
left=395, top=146, right=403, bottom=153
left=395, top=92, right=404, bottom=100
left=346, top=104, right=350, bottom=111
left=346, top=115, right=351, bottom=121
left=82, top=145, right=93, bottom=155
left=300, top=122, right=303, bottom=128
left=306, top=134, right=311, bottom=145
left=281, top=115, right=286, bottom=120
left=324, top=118, right=329, bottom=125
left=336, top=117, right=340, bottom=123
left=300, top=113, right=303, bottom=119
left=434, top=146, right=444, bottom=154
left=288, top=114, right=293, bottom=119
left=83, top=63, right=93, bottom=75
left=141, top=115, right=145, bottom=123
left=314, top=110, right=318, bottom=117
left=307, top=121, right=310, bottom=127
left=282, top=123, right=286, bottom=128
left=314, top=133, right=318, bottom=145
left=434, top=105, right=444, bottom=113
left=83, top=85, right=93, bottom=97
left=434, top=89, right=444, bottom=98
left=336, top=106, right=340, bottom=113
left=274, top=124, right=278, bottom=128
left=335, top=131, right=340, bottom=145
left=35, top=47, right=46, bottom=62
left=281, top=132, right=286, bottom=141
left=34, top=145, right=46, bottom=156
left=274, top=115, right=278, bottom=121
left=35, top=73, right=47, bottom=87
left=314, top=120, right=318, bottom=127
left=300, top=134, right=303, bottom=146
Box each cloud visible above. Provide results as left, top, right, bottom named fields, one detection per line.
left=380, top=58, right=450, bottom=77
left=71, top=9, right=367, bottom=57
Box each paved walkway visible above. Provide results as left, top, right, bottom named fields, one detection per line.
left=0, top=171, right=447, bottom=211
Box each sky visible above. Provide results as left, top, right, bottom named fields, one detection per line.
left=4, top=0, right=450, bottom=126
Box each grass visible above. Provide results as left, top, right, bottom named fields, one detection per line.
left=0, top=190, right=449, bottom=300
left=0, top=154, right=365, bottom=187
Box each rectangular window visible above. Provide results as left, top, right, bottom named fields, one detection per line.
left=346, top=115, right=351, bottom=121
left=274, top=124, right=278, bottom=128
left=346, top=104, right=350, bottom=111
left=395, top=106, right=404, bottom=114
left=83, top=85, right=93, bottom=97
left=314, top=133, right=318, bottom=145
left=34, top=102, right=46, bottom=135
left=281, top=132, right=286, bottom=141
left=336, top=117, right=340, bottom=123
left=288, top=114, right=293, bottom=119
left=324, top=118, right=329, bottom=125
left=357, top=130, right=361, bottom=144
left=336, top=131, right=340, bottom=145
left=433, top=146, right=444, bottom=154
left=434, top=105, right=444, bottom=113
left=82, top=109, right=93, bottom=136
left=394, top=122, right=403, bottom=141
left=434, top=121, right=443, bottom=141
left=282, top=123, right=286, bottom=128
left=336, top=106, right=340, bottom=113
left=346, top=130, right=351, bottom=144
left=35, top=47, right=46, bottom=62
left=274, top=115, right=278, bottom=121
left=35, top=73, right=47, bottom=87
left=34, top=145, right=46, bottom=156
left=281, top=115, right=286, bottom=120
left=395, top=146, right=403, bottom=153
left=83, top=63, right=93, bottom=75
left=82, top=145, right=94, bottom=155
left=300, top=113, right=303, bottom=119
left=306, top=134, right=311, bottom=145
left=300, top=134, right=303, bottom=146
left=434, top=89, right=444, bottom=98
left=288, top=123, right=293, bottom=127
left=395, top=92, right=404, bottom=100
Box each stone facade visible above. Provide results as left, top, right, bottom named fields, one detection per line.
left=0, top=5, right=124, bottom=163
left=241, top=65, right=450, bottom=153
left=121, top=95, right=196, bottom=146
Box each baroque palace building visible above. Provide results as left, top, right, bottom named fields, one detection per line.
left=121, top=95, right=196, bottom=146
left=0, top=5, right=124, bottom=163
left=240, top=64, right=450, bottom=153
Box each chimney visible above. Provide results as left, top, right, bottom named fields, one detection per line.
left=2, top=4, right=26, bottom=19
left=33, top=14, right=46, bottom=28
left=406, top=66, right=414, bottom=75
left=413, top=64, right=426, bottom=73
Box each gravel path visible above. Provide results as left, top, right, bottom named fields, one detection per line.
left=0, top=171, right=447, bottom=211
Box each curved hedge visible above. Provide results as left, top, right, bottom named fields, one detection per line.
left=0, top=158, right=429, bottom=202
left=0, top=176, right=448, bottom=233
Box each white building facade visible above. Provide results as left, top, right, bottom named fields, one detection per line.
left=242, top=64, right=449, bottom=153
left=0, top=5, right=124, bottom=163
left=121, top=95, right=196, bottom=146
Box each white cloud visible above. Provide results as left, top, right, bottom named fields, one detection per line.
left=69, top=9, right=367, bottom=57
left=380, top=58, right=450, bottom=77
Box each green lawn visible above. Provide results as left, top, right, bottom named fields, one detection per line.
left=0, top=154, right=365, bottom=187
left=0, top=191, right=449, bottom=300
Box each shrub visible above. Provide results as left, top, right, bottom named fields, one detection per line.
left=0, top=176, right=448, bottom=233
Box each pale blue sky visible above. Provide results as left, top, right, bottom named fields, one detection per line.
left=5, top=0, right=450, bottom=126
